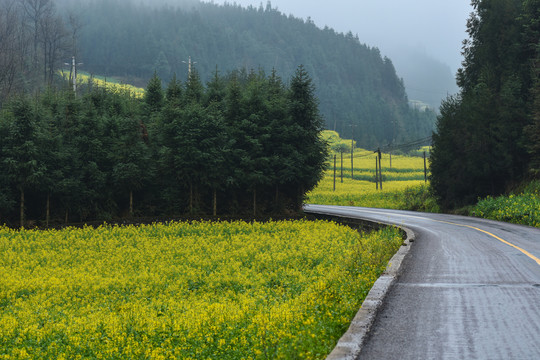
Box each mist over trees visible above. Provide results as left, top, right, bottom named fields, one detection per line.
left=390, top=48, right=459, bottom=109
left=430, top=0, right=540, bottom=209
left=0, top=0, right=81, bottom=99
left=54, top=0, right=436, bottom=149
left=0, top=0, right=437, bottom=149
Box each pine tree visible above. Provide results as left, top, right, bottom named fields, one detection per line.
left=144, top=72, right=164, bottom=114
left=431, top=0, right=535, bottom=209
left=287, top=65, right=328, bottom=210
left=1, top=97, right=45, bottom=226
left=110, top=115, right=151, bottom=216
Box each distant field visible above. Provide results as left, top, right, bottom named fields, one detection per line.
left=58, top=70, right=145, bottom=98
left=307, top=131, right=430, bottom=209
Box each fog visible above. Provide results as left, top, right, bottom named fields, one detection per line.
left=61, top=0, right=473, bottom=105
left=205, top=0, right=472, bottom=74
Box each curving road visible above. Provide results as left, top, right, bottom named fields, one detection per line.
left=304, top=204, right=540, bottom=360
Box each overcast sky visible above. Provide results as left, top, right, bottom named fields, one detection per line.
left=205, top=0, right=473, bottom=73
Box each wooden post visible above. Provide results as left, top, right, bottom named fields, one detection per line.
left=375, top=157, right=379, bottom=190
left=253, top=188, right=257, bottom=217
left=379, top=152, right=383, bottom=191
left=20, top=188, right=24, bottom=228
left=333, top=154, right=336, bottom=191
left=129, top=190, right=133, bottom=217
left=424, top=151, right=427, bottom=183
left=351, top=147, right=354, bottom=180
left=46, top=193, right=50, bottom=227
left=189, top=183, right=194, bottom=214
left=340, top=151, right=343, bottom=183
left=213, top=188, right=217, bottom=216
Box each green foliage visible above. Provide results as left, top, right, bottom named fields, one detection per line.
left=0, top=66, right=328, bottom=224
left=144, top=72, right=164, bottom=114
left=393, top=184, right=440, bottom=213
left=524, top=0, right=540, bottom=175
left=472, top=180, right=540, bottom=227
left=431, top=0, right=539, bottom=210
left=322, top=130, right=353, bottom=153
left=63, top=0, right=435, bottom=149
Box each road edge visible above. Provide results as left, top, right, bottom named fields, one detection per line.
left=326, top=224, right=415, bottom=360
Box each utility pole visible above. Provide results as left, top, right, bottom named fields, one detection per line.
left=375, top=156, right=379, bottom=190
left=340, top=151, right=343, bottom=183
left=378, top=148, right=383, bottom=190
left=64, top=56, right=83, bottom=93
left=349, top=124, right=357, bottom=179
left=333, top=155, right=336, bottom=191
left=182, top=56, right=197, bottom=80
left=424, top=151, right=428, bottom=183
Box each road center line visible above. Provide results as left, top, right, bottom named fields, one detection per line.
left=317, top=206, right=540, bottom=266
left=437, top=220, right=540, bottom=266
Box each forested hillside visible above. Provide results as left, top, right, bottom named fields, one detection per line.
left=430, top=0, right=540, bottom=209
left=57, top=0, right=435, bottom=149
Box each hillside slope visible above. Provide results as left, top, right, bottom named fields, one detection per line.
left=66, top=0, right=436, bottom=149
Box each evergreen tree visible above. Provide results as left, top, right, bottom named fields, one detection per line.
left=144, top=72, right=164, bottom=115
left=431, top=0, right=537, bottom=209
left=67, top=0, right=436, bottom=149
left=0, top=66, right=330, bottom=221
left=523, top=0, right=540, bottom=175
left=265, top=69, right=290, bottom=211
left=165, top=74, right=183, bottom=105
left=287, top=65, right=328, bottom=210
left=0, top=112, right=15, bottom=219
left=1, top=97, right=45, bottom=226
left=38, top=90, right=65, bottom=226
left=52, top=92, right=85, bottom=223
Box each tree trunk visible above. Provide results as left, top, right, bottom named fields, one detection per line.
left=189, top=182, right=193, bottom=214
left=46, top=193, right=50, bottom=227
left=297, top=185, right=304, bottom=212
left=20, top=188, right=24, bottom=228
left=213, top=188, right=217, bottom=216
left=275, top=185, right=279, bottom=209
left=129, top=190, right=133, bottom=217
left=253, top=187, right=257, bottom=217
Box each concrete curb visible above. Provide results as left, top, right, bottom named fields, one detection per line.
left=325, top=226, right=415, bottom=360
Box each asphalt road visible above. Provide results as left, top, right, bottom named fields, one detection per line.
left=304, top=205, right=540, bottom=360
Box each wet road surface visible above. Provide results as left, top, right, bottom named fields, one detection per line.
left=304, top=205, right=540, bottom=360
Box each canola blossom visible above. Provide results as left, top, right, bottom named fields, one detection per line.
left=473, top=189, right=540, bottom=228
left=307, top=140, right=430, bottom=209
left=58, top=71, right=145, bottom=98
left=0, top=221, right=402, bottom=359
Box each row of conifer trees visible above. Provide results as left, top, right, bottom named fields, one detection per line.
left=0, top=66, right=328, bottom=226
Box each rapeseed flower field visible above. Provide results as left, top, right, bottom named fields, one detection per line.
left=308, top=131, right=431, bottom=209
left=473, top=181, right=540, bottom=227
left=0, top=220, right=402, bottom=359
left=58, top=71, right=145, bottom=98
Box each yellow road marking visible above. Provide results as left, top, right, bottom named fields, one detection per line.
left=314, top=206, right=540, bottom=266
left=437, top=220, right=540, bottom=266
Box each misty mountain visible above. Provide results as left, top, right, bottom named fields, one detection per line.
left=63, top=0, right=436, bottom=148
left=388, top=47, right=459, bottom=110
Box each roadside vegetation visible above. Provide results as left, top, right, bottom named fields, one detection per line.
left=0, top=220, right=403, bottom=359
left=471, top=181, right=540, bottom=228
